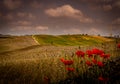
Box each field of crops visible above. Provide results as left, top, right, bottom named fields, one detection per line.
left=0, top=35, right=120, bottom=84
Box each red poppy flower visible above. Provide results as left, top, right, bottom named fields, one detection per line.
left=76, top=50, right=85, bottom=57
left=86, top=50, right=93, bottom=57
left=86, top=60, right=92, bottom=66
left=60, top=58, right=65, bottom=62
left=92, top=48, right=104, bottom=55
left=64, top=60, right=74, bottom=65
left=97, top=61, right=104, bottom=67
left=60, top=58, right=74, bottom=65
left=100, top=53, right=110, bottom=59
left=98, top=76, right=109, bottom=82
left=117, top=43, right=120, bottom=48
left=66, top=67, right=74, bottom=72
left=92, top=58, right=97, bottom=64
left=44, top=76, right=50, bottom=81
left=98, top=76, right=104, bottom=81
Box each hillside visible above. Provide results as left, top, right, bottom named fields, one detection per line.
left=32, top=34, right=113, bottom=46
left=0, top=34, right=114, bottom=53
left=0, top=35, right=37, bottom=53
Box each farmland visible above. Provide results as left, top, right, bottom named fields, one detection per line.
left=0, top=35, right=120, bottom=84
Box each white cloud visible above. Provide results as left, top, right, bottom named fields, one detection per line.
left=17, top=12, right=36, bottom=19
left=35, top=26, right=48, bottom=31
left=45, top=5, right=94, bottom=23
left=11, top=21, right=31, bottom=26
left=3, top=0, right=22, bottom=10
left=10, top=25, right=48, bottom=31
left=18, top=21, right=31, bottom=25
left=10, top=26, right=32, bottom=31
left=45, top=5, right=82, bottom=17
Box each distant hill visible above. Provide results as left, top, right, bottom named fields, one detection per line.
left=32, top=34, right=113, bottom=46
left=0, top=34, right=114, bottom=53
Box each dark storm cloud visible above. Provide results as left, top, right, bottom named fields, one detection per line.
left=0, top=0, right=120, bottom=35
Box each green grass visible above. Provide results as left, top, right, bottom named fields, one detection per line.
left=32, top=34, right=113, bottom=46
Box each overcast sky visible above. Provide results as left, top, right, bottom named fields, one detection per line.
left=0, top=0, right=120, bottom=36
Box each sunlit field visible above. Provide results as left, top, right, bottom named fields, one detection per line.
left=0, top=35, right=120, bottom=84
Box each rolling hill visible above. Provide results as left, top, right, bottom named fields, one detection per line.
left=0, top=34, right=114, bottom=53
left=0, top=35, right=37, bottom=53
left=32, top=34, right=113, bottom=46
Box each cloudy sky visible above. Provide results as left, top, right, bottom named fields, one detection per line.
left=0, top=0, right=120, bottom=36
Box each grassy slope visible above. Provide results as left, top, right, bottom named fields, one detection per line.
left=32, top=34, right=113, bottom=46
left=0, top=36, right=37, bottom=53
